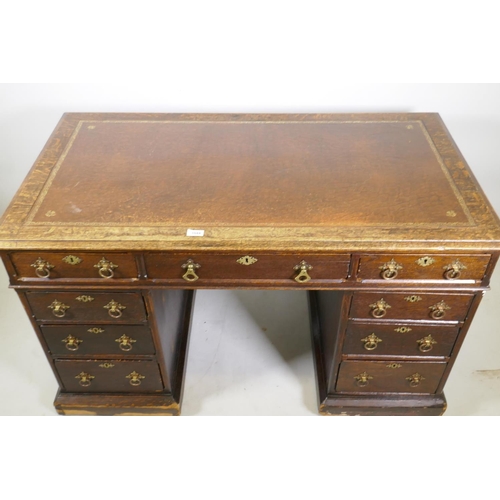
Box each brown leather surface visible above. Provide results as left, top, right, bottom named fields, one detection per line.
left=1, top=113, right=499, bottom=252
left=30, top=120, right=469, bottom=226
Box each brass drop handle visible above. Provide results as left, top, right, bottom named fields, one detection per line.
left=361, top=333, right=382, bottom=351
left=369, top=298, right=391, bottom=318
left=75, top=371, right=95, bottom=387
left=293, top=260, right=313, bottom=283
left=48, top=299, right=70, bottom=318
left=104, top=300, right=126, bottom=319
left=443, top=259, right=467, bottom=280
left=429, top=300, right=450, bottom=320
left=62, top=334, right=82, bottom=351
left=417, top=335, right=437, bottom=353
left=181, top=259, right=201, bottom=282
left=94, top=257, right=118, bottom=278
left=379, top=258, right=402, bottom=280
left=115, top=334, right=137, bottom=352
left=354, top=371, right=373, bottom=387
left=126, top=371, right=145, bottom=386
left=406, top=373, right=425, bottom=388
left=31, top=257, right=54, bottom=278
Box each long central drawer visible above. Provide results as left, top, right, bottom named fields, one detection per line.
left=144, top=253, right=351, bottom=283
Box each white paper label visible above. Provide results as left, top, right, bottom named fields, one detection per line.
left=186, top=229, right=205, bottom=237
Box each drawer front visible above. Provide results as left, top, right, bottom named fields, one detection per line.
left=349, top=292, right=474, bottom=322
left=336, top=360, right=447, bottom=393
left=41, top=325, right=155, bottom=356
left=343, top=322, right=460, bottom=357
left=10, top=252, right=138, bottom=280
left=26, top=292, right=147, bottom=323
left=357, top=253, right=490, bottom=282
left=144, top=253, right=350, bottom=283
left=55, top=360, right=163, bottom=393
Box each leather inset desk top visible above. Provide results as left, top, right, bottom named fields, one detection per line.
left=1, top=113, right=499, bottom=252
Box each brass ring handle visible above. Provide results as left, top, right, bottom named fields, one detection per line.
left=48, top=299, right=70, bottom=318
left=126, top=371, right=145, bottom=386
left=115, top=334, right=137, bottom=352
left=62, top=334, right=82, bottom=351
left=99, top=267, right=114, bottom=278
left=75, top=371, right=94, bottom=387
left=419, top=343, right=433, bottom=353
left=417, top=335, right=437, bottom=353
left=406, top=373, right=425, bottom=388
left=369, top=299, right=391, bottom=319
left=443, top=268, right=460, bottom=280
left=379, top=259, right=402, bottom=280
left=354, top=371, right=373, bottom=387
left=94, top=258, right=118, bottom=279
left=361, top=333, right=382, bottom=351
left=381, top=269, right=397, bottom=279
left=181, top=259, right=201, bottom=282
left=104, top=300, right=126, bottom=319
left=108, top=308, right=122, bottom=319
left=35, top=266, right=50, bottom=278
left=429, top=300, right=450, bottom=320
left=293, top=261, right=313, bottom=283
left=430, top=309, right=445, bottom=320
left=443, top=260, right=467, bottom=280
left=31, top=258, right=54, bottom=278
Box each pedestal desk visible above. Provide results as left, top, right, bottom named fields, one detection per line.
left=1, top=113, right=499, bottom=416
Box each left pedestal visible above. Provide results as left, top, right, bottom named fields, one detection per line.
left=15, top=288, right=195, bottom=416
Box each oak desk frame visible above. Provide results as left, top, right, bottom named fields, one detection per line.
left=1, top=113, right=499, bottom=416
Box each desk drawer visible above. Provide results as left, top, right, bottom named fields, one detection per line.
left=41, top=325, right=155, bottom=356
left=343, top=322, right=460, bottom=357
left=336, top=360, right=447, bottom=393
left=349, top=292, right=474, bottom=322
left=26, top=292, right=147, bottom=323
left=55, top=360, right=163, bottom=393
left=10, top=252, right=138, bottom=281
left=357, top=254, right=490, bottom=282
left=145, top=253, right=350, bottom=283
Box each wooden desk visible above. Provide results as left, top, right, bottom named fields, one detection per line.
left=1, top=113, right=499, bottom=415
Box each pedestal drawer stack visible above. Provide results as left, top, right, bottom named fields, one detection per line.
left=310, top=253, right=492, bottom=415
left=336, top=291, right=474, bottom=394
left=9, top=252, right=194, bottom=415
left=24, top=290, right=164, bottom=394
